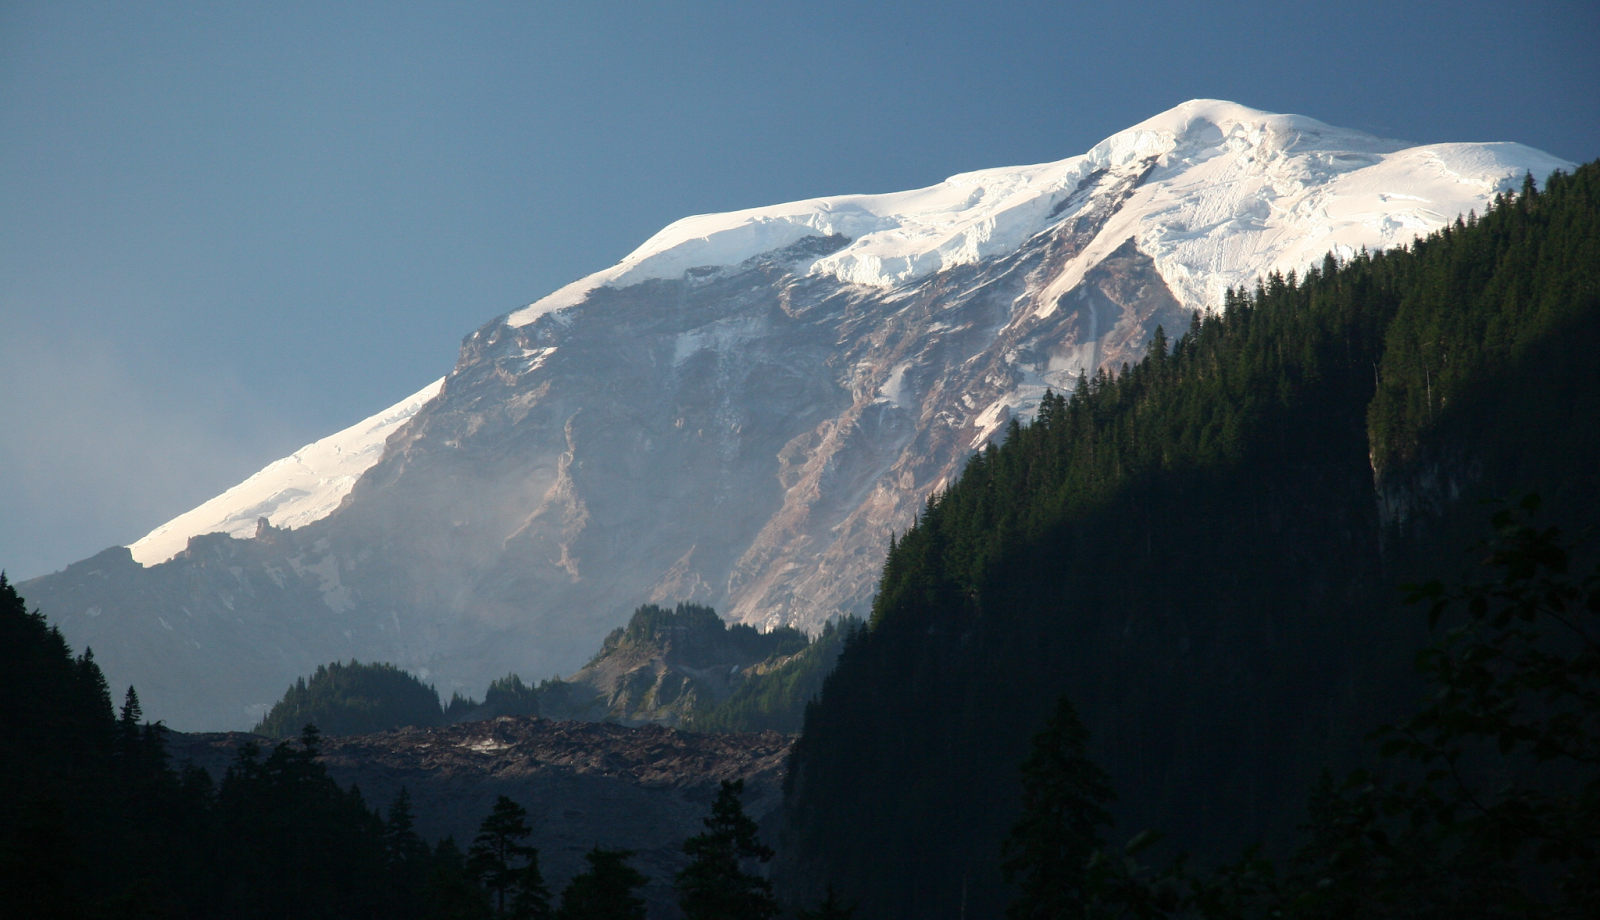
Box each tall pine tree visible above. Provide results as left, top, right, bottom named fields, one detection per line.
left=675, top=778, right=779, bottom=920
left=468, top=795, right=549, bottom=918
left=557, top=847, right=648, bottom=920
left=1001, top=695, right=1115, bottom=920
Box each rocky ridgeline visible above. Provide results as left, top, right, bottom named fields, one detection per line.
left=537, top=602, right=813, bottom=728
left=168, top=716, right=789, bottom=913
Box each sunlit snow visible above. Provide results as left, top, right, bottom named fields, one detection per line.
left=128, top=378, right=445, bottom=565
left=134, top=101, right=1573, bottom=568
left=507, top=100, right=1571, bottom=328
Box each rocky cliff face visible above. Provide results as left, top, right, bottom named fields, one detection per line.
left=535, top=604, right=811, bottom=727
left=23, top=101, right=1568, bottom=730
left=168, top=718, right=789, bottom=917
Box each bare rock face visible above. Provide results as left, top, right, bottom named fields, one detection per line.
left=24, top=163, right=1178, bottom=730
left=535, top=604, right=813, bottom=727
left=168, top=717, right=789, bottom=916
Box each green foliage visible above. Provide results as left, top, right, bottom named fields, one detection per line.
left=676, top=779, right=779, bottom=920
left=1297, top=499, right=1600, bottom=918
left=785, top=163, right=1600, bottom=918
left=598, top=602, right=809, bottom=669
left=423, top=837, right=496, bottom=920
left=387, top=787, right=432, bottom=904
left=690, top=616, right=860, bottom=734
left=1368, top=174, right=1600, bottom=475
left=1002, top=696, right=1116, bottom=920
left=215, top=725, right=394, bottom=917
left=468, top=795, right=550, bottom=919
left=556, top=847, right=649, bottom=920
left=1082, top=499, right=1600, bottom=918
left=254, top=658, right=446, bottom=738
left=447, top=673, right=543, bottom=723
left=0, top=573, right=115, bottom=790
left=550, top=601, right=842, bottom=732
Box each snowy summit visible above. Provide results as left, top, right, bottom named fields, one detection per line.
left=128, top=100, right=1569, bottom=572
left=510, top=100, right=1570, bottom=326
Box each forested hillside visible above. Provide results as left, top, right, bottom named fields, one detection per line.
left=779, top=164, right=1600, bottom=919
left=540, top=602, right=852, bottom=733
left=250, top=604, right=845, bottom=738
left=254, top=660, right=447, bottom=738
left=0, top=574, right=496, bottom=918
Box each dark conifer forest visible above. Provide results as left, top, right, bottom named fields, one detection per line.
left=0, top=571, right=513, bottom=918
left=688, top=616, right=860, bottom=735
left=254, top=659, right=448, bottom=738
left=0, top=575, right=785, bottom=918
left=780, top=164, right=1599, bottom=918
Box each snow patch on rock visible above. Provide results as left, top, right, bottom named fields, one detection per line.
left=128, top=378, right=445, bottom=565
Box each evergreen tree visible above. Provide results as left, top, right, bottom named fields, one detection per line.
left=423, top=837, right=494, bottom=920
left=511, top=852, right=554, bottom=920
left=468, top=795, right=547, bottom=918
left=690, top=617, right=861, bottom=734
left=386, top=786, right=432, bottom=911
left=556, top=847, right=648, bottom=920
left=387, top=787, right=428, bottom=867
left=797, top=885, right=857, bottom=919
left=1295, top=499, right=1600, bottom=918
left=254, top=659, right=445, bottom=738
left=786, top=163, right=1600, bottom=917
left=675, top=778, right=779, bottom=920
left=1001, top=695, right=1115, bottom=920
left=118, top=684, right=142, bottom=732
left=3, top=573, right=501, bottom=919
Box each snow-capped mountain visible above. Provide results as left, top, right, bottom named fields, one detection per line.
left=24, top=101, right=1573, bottom=729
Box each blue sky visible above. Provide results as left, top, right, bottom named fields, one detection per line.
left=3, top=0, right=1597, bottom=580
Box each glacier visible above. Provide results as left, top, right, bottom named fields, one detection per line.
left=137, top=101, right=1567, bottom=565
left=511, top=100, right=1568, bottom=324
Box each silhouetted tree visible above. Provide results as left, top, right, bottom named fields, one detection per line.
left=557, top=847, right=648, bottom=920
left=422, top=837, right=494, bottom=920
left=676, top=778, right=778, bottom=920
left=469, top=795, right=547, bottom=917
left=1001, top=695, right=1115, bottom=920
left=797, top=885, right=857, bottom=919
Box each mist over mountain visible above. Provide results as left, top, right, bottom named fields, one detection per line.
left=21, top=101, right=1571, bottom=730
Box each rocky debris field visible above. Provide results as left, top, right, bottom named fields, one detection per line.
left=169, top=717, right=791, bottom=912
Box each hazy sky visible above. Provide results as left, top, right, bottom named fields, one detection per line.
left=3, top=0, right=1597, bottom=580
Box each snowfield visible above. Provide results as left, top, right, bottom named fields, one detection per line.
left=128, top=379, right=445, bottom=565
left=508, top=100, right=1570, bottom=326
